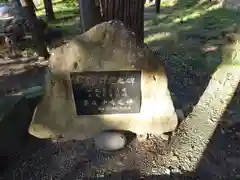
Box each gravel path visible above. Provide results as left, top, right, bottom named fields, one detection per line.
left=163, top=65, right=240, bottom=178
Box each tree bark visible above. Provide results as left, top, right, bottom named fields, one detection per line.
left=156, top=0, right=160, bottom=13
left=99, top=0, right=145, bottom=43
left=43, top=0, right=55, bottom=21
left=9, top=0, right=25, bottom=18
left=20, top=0, right=49, bottom=58
left=79, top=0, right=102, bottom=32
left=20, top=0, right=36, bottom=16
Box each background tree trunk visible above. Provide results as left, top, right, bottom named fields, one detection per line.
left=20, top=0, right=49, bottom=58
left=156, top=0, right=160, bottom=13
left=20, top=0, right=36, bottom=16
left=99, top=0, right=145, bottom=43
left=9, top=0, right=25, bottom=18
left=43, top=0, right=55, bottom=21
left=79, top=0, right=102, bottom=32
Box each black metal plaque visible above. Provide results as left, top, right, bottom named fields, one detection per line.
left=70, top=70, right=142, bottom=115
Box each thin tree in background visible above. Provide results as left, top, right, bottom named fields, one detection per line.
left=156, top=0, right=161, bottom=13
left=43, top=0, right=55, bottom=21
left=20, top=0, right=36, bottom=16
left=20, top=0, right=49, bottom=58
left=79, top=0, right=102, bottom=32
left=79, top=0, right=145, bottom=42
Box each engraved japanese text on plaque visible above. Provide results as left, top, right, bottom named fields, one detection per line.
left=70, top=71, right=142, bottom=115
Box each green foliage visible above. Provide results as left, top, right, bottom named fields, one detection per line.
left=35, top=0, right=79, bottom=35
left=61, top=0, right=77, bottom=7
left=36, top=0, right=78, bottom=17
left=144, top=0, right=240, bottom=73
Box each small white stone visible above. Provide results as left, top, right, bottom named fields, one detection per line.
left=137, top=134, right=149, bottom=142
left=94, top=131, right=127, bottom=151
left=159, top=133, right=169, bottom=141
left=151, top=168, right=161, bottom=175
left=116, top=161, right=124, bottom=167
left=171, top=155, right=179, bottom=162
left=38, top=57, right=44, bottom=61
left=164, top=168, right=171, bottom=175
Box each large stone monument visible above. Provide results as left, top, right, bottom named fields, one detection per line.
left=28, top=20, right=178, bottom=142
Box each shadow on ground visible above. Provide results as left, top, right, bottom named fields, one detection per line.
left=0, top=95, right=139, bottom=180
left=195, top=83, right=240, bottom=178
left=57, top=83, right=240, bottom=179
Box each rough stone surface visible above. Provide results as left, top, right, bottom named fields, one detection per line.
left=29, top=20, right=178, bottom=141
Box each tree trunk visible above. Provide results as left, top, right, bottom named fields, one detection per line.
left=20, top=0, right=36, bottom=16
left=79, top=0, right=102, bottom=32
left=43, top=0, right=55, bottom=21
left=20, top=0, right=49, bottom=58
left=156, top=0, right=160, bottom=13
left=99, top=0, right=145, bottom=43
left=9, top=0, right=25, bottom=18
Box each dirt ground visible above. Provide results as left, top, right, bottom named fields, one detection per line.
left=1, top=61, right=239, bottom=180
left=1, top=1, right=240, bottom=179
